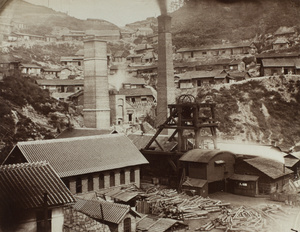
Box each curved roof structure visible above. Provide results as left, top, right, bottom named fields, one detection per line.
left=179, top=149, right=235, bottom=163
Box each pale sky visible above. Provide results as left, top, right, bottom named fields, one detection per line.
left=24, top=0, right=168, bottom=26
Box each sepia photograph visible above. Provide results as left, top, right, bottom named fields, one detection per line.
left=0, top=0, right=300, bottom=231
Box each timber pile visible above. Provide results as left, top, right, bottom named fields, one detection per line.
left=195, top=204, right=285, bottom=232
left=141, top=188, right=230, bottom=220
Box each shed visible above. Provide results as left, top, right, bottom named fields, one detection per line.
left=179, top=149, right=236, bottom=193
left=182, top=177, right=208, bottom=197
left=137, top=216, right=187, bottom=232
left=228, top=173, right=259, bottom=197
left=234, top=157, right=293, bottom=195
left=73, top=197, right=140, bottom=232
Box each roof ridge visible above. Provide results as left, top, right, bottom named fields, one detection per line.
left=0, top=161, right=49, bottom=170
left=17, top=133, right=122, bottom=145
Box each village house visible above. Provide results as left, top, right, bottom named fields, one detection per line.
left=135, top=44, right=154, bottom=54
left=85, top=29, right=121, bottom=41
left=118, top=87, right=155, bottom=104
left=113, top=50, right=130, bottom=63
left=45, top=35, right=58, bottom=42
left=284, top=152, right=300, bottom=179
left=272, top=37, right=290, bottom=50
left=12, top=20, right=27, bottom=30
left=62, top=30, right=85, bottom=41
left=129, top=64, right=158, bottom=78
left=35, top=79, right=84, bottom=101
left=147, top=34, right=158, bottom=44
left=256, top=52, right=300, bottom=76
left=274, top=26, right=297, bottom=39
left=122, top=76, right=146, bottom=89
left=226, top=71, right=251, bottom=83
left=176, top=42, right=257, bottom=60
left=72, top=197, right=140, bottom=232
left=13, top=32, right=45, bottom=41
left=41, top=68, right=61, bottom=79
left=175, top=69, right=226, bottom=88
left=233, top=157, right=293, bottom=195
left=3, top=134, right=149, bottom=196
left=20, top=63, right=42, bottom=76
left=60, top=56, right=84, bottom=67
left=0, top=162, right=75, bottom=232
left=127, top=54, right=144, bottom=65
left=135, top=27, right=154, bottom=37
left=179, top=149, right=236, bottom=195
left=142, top=51, right=157, bottom=63
left=0, top=54, right=21, bottom=77
left=59, top=67, right=72, bottom=79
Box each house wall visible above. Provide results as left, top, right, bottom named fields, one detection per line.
left=235, top=161, right=290, bottom=194
left=117, top=214, right=137, bottom=232
left=228, top=179, right=258, bottom=197
left=182, top=183, right=208, bottom=197
left=52, top=207, right=64, bottom=232
left=59, top=69, right=72, bottom=79
left=188, top=162, right=207, bottom=179
left=64, top=166, right=141, bottom=195
left=263, top=67, right=294, bottom=76
left=206, top=152, right=235, bottom=183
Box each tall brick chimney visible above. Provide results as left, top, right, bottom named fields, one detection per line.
left=83, top=37, right=110, bottom=129
left=156, top=14, right=175, bottom=126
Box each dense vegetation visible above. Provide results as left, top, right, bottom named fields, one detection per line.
left=0, top=75, right=71, bottom=162
left=197, top=77, right=300, bottom=150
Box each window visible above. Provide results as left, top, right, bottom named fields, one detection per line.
left=120, top=170, right=125, bottom=185
left=124, top=218, right=131, bottom=232
left=36, top=209, right=52, bottom=232
left=88, top=175, right=93, bottom=192
left=76, top=177, right=82, bottom=193
left=99, top=173, right=104, bottom=189
left=202, top=51, right=207, bottom=55
left=130, top=169, right=135, bottom=183
left=110, top=172, right=115, bottom=187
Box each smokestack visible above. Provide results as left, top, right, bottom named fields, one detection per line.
left=83, top=37, right=110, bottom=129
left=156, top=14, right=175, bottom=126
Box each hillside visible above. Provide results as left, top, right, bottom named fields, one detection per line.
left=1, top=0, right=119, bottom=35
left=170, top=0, right=300, bottom=48
left=0, top=75, right=82, bottom=162
left=194, top=76, right=300, bottom=151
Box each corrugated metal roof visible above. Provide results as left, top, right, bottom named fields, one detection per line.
left=229, top=173, right=259, bottom=182
left=11, top=134, right=148, bottom=178
left=0, top=162, right=75, bottom=209
left=111, top=191, right=138, bottom=202
left=244, top=157, right=293, bottom=179
left=284, top=157, right=300, bottom=168
left=56, top=128, right=113, bottom=139
left=182, top=177, right=207, bottom=188
left=36, top=79, right=84, bottom=86
left=73, top=198, right=132, bottom=224
left=137, top=216, right=157, bottom=231
left=180, top=149, right=234, bottom=163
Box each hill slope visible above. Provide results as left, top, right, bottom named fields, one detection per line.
left=1, top=0, right=119, bottom=35
left=171, top=0, right=300, bottom=47
left=195, top=76, right=300, bottom=150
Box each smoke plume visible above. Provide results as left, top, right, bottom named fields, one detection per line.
left=157, top=0, right=168, bottom=15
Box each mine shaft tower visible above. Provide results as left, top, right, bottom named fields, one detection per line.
left=144, top=94, right=218, bottom=153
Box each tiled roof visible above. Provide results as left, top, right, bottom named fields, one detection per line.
left=273, top=37, right=289, bottom=44
left=274, top=26, right=296, bottom=35
left=135, top=44, right=153, bottom=51
left=229, top=173, right=259, bottom=182
left=137, top=216, right=185, bottom=232
left=176, top=70, right=223, bottom=80
left=56, top=128, right=114, bottom=139
left=73, top=198, right=137, bottom=224
left=180, top=149, right=234, bottom=163
left=262, top=58, right=295, bottom=67
left=36, top=79, right=84, bottom=86
left=177, top=42, right=252, bottom=53
left=182, top=177, right=207, bottom=188
left=284, top=157, right=300, bottom=168
left=0, top=162, right=75, bottom=209
left=118, top=87, right=153, bottom=97
left=122, top=77, right=145, bottom=85
left=8, top=134, right=148, bottom=178
left=20, top=63, right=41, bottom=68
left=256, top=52, right=300, bottom=59
left=244, top=157, right=293, bottom=179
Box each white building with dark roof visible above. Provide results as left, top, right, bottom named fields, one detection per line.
left=3, top=134, right=149, bottom=196
left=0, top=161, right=75, bottom=232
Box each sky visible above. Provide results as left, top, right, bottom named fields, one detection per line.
left=24, top=0, right=169, bottom=27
